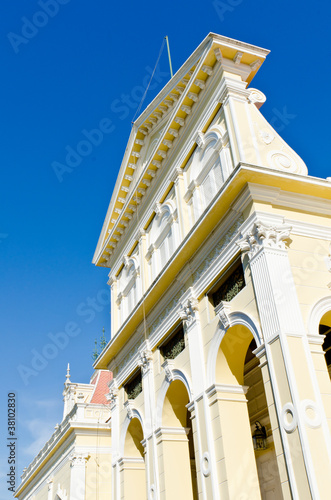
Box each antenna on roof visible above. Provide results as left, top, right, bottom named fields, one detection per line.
left=165, top=36, right=173, bottom=78
left=131, top=37, right=166, bottom=125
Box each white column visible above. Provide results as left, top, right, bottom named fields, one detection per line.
left=47, top=478, right=53, bottom=500
left=179, top=294, right=220, bottom=500
left=171, top=167, right=189, bottom=239
left=108, top=275, right=118, bottom=336
left=107, top=379, right=120, bottom=500
left=138, top=341, right=160, bottom=499
left=69, top=453, right=89, bottom=500
left=238, top=220, right=331, bottom=499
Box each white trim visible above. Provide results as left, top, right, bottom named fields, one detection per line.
left=155, top=369, right=193, bottom=429
left=119, top=408, right=145, bottom=458
left=206, top=311, right=262, bottom=387
left=308, top=296, right=331, bottom=336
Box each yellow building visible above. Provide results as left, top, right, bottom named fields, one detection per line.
left=16, top=32, right=331, bottom=500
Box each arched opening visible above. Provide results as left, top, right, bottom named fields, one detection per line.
left=214, top=324, right=282, bottom=499
left=121, top=417, right=146, bottom=500
left=244, top=340, right=283, bottom=499
left=319, top=310, right=331, bottom=378
left=159, top=380, right=198, bottom=499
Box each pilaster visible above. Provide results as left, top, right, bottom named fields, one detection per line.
left=138, top=341, right=160, bottom=498
left=136, top=229, right=148, bottom=294
left=206, top=383, right=261, bottom=499
left=108, top=275, right=119, bottom=336
left=171, top=167, right=190, bottom=239
left=179, top=294, right=219, bottom=500
left=69, top=453, right=89, bottom=500
left=107, top=379, right=120, bottom=500
left=238, top=220, right=331, bottom=499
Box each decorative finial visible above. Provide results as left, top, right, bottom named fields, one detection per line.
left=92, top=339, right=99, bottom=362
left=100, top=327, right=107, bottom=351
left=65, top=363, right=71, bottom=385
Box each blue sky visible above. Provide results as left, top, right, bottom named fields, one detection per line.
left=0, top=0, right=330, bottom=497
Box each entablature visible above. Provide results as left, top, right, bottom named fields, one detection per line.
left=94, top=166, right=331, bottom=370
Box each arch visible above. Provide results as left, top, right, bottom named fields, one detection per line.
left=120, top=256, right=140, bottom=294
left=190, top=126, right=225, bottom=183
left=119, top=412, right=147, bottom=500
left=119, top=408, right=145, bottom=458
left=156, top=369, right=193, bottom=429
left=149, top=200, right=177, bottom=244
left=156, top=375, right=198, bottom=499
left=307, top=296, right=331, bottom=336
left=207, top=311, right=263, bottom=387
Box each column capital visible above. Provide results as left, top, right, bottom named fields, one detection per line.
left=106, top=379, right=119, bottom=409
left=217, top=75, right=250, bottom=105
left=161, top=359, right=175, bottom=383
left=137, top=341, right=153, bottom=375
left=124, top=399, right=135, bottom=420
left=170, top=166, right=184, bottom=184
left=69, top=453, right=89, bottom=467
left=214, top=301, right=231, bottom=330
left=237, top=220, right=292, bottom=260
left=178, top=297, right=199, bottom=329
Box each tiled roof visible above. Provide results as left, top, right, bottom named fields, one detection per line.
left=90, top=370, right=113, bottom=404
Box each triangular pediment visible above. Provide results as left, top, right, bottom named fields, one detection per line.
left=93, top=33, right=269, bottom=266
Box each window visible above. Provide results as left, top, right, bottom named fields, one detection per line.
left=185, top=126, right=231, bottom=222
left=124, top=371, right=142, bottom=400
left=210, top=261, right=246, bottom=308
left=160, top=326, right=185, bottom=360
left=117, top=256, right=141, bottom=326
left=146, top=201, right=179, bottom=281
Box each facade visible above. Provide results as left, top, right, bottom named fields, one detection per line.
left=16, top=32, right=331, bottom=500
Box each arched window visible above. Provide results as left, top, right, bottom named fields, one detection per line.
left=185, top=126, right=231, bottom=223
left=117, top=256, right=141, bottom=325
left=146, top=201, right=179, bottom=281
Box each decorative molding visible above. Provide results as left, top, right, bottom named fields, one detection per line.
left=248, top=88, right=266, bottom=109
left=178, top=297, right=199, bottom=329
left=301, top=399, right=322, bottom=429
left=192, top=216, right=244, bottom=282
left=161, top=359, right=175, bottom=383
left=237, top=220, right=292, bottom=260
left=259, top=129, right=274, bottom=145
left=194, top=131, right=205, bottom=148
left=56, top=485, right=68, bottom=500
left=201, top=451, right=211, bottom=477
left=281, top=402, right=297, bottom=433
left=233, top=51, right=243, bottom=65
left=214, top=301, right=231, bottom=329
left=124, top=399, right=134, bottom=420
left=106, top=380, right=119, bottom=409
left=69, top=453, right=89, bottom=467
left=267, top=150, right=301, bottom=174
left=137, top=342, right=153, bottom=375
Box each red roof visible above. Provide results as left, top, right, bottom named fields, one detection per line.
left=90, top=370, right=113, bottom=404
